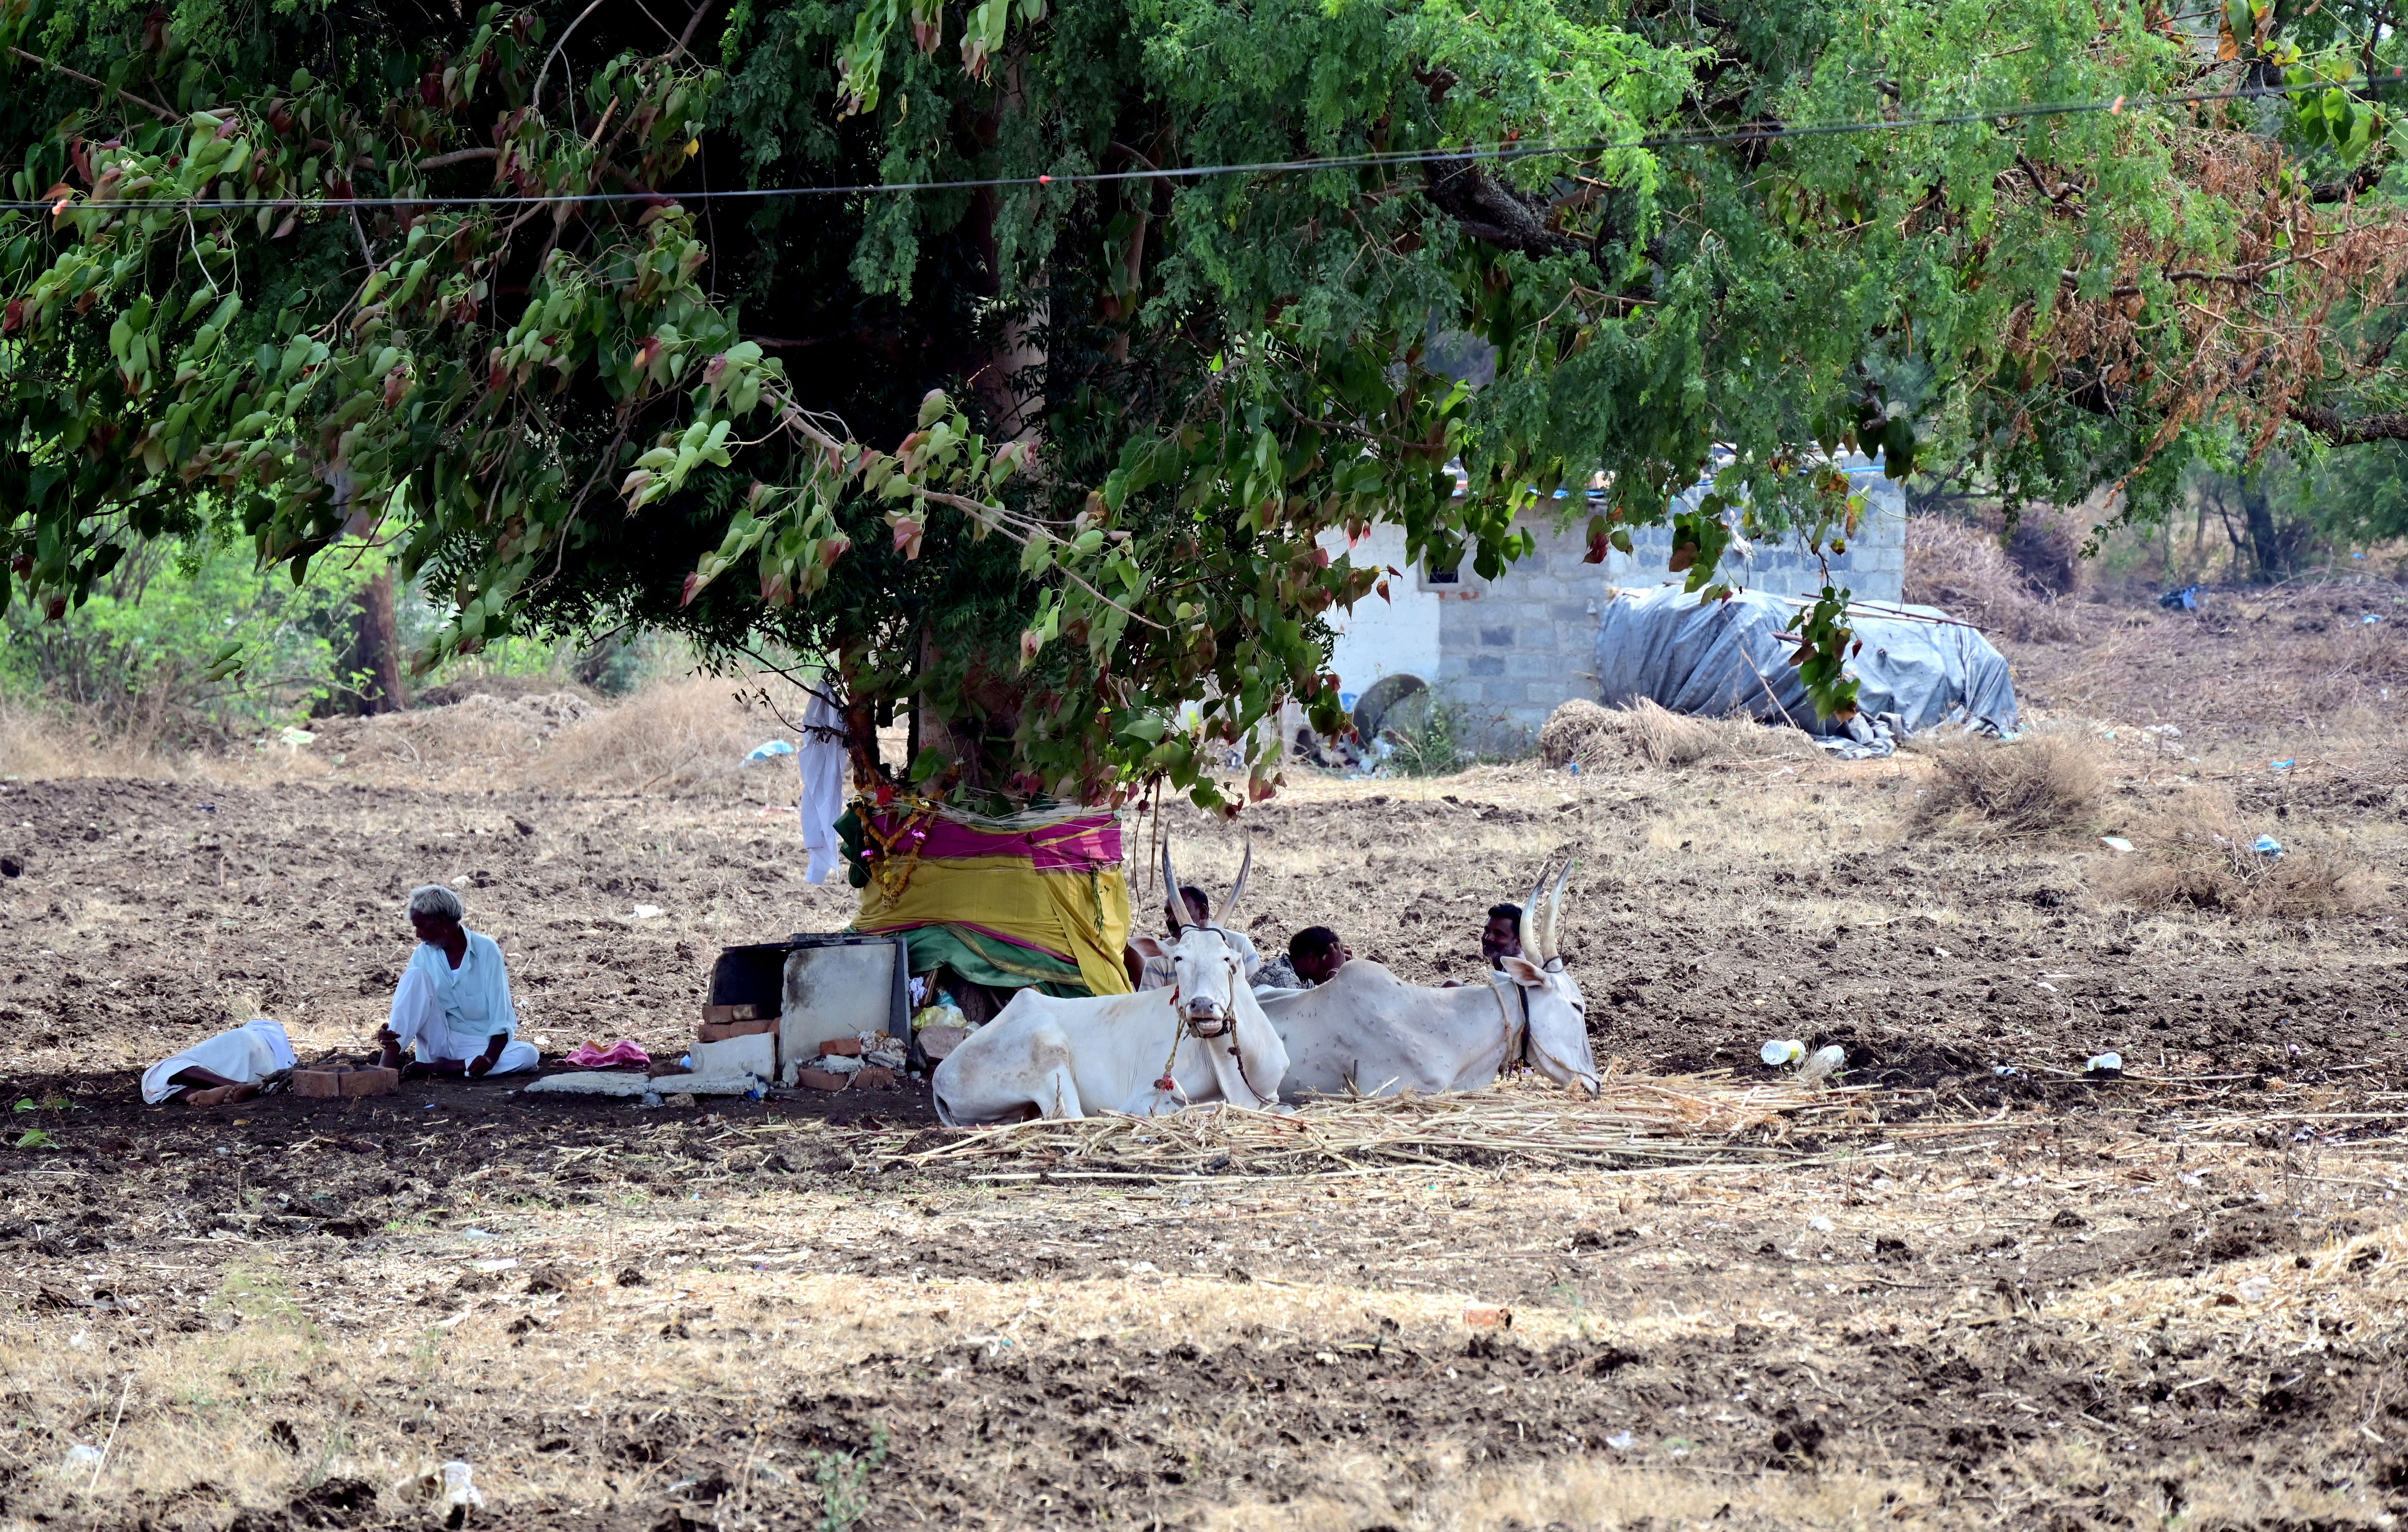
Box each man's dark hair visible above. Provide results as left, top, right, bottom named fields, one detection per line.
left=1289, top=926, right=1342, bottom=963
left=1487, top=903, right=1522, bottom=924
left=1175, top=885, right=1211, bottom=922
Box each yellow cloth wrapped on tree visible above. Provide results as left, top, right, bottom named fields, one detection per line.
left=850, top=811, right=1133, bottom=998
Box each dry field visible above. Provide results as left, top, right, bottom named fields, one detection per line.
left=3, top=584, right=2408, bottom=1532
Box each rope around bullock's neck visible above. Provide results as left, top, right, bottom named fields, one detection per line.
left=1153, top=984, right=1184, bottom=1096
left=1153, top=957, right=1268, bottom=1104
left=1488, top=971, right=1528, bottom=1068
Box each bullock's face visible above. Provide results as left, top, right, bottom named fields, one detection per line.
left=1164, top=924, right=1246, bottom=1028
left=1133, top=924, right=1248, bottom=1026
left=1497, top=956, right=1599, bottom=1095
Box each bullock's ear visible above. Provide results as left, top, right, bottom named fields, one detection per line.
left=1130, top=935, right=1172, bottom=962
left=1498, top=955, right=1549, bottom=988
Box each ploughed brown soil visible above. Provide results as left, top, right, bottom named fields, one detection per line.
left=3, top=581, right=2408, bottom=1530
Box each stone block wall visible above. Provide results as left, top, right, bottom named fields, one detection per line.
left=1427, top=469, right=1906, bottom=754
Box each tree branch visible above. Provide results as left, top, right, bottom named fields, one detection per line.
left=1422, top=161, right=1581, bottom=258
left=2311, top=158, right=2386, bottom=204
left=2290, top=401, right=2408, bottom=444
left=6, top=46, right=180, bottom=123
left=415, top=145, right=499, bottom=170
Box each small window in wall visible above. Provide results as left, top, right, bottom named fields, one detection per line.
left=1424, top=560, right=1460, bottom=584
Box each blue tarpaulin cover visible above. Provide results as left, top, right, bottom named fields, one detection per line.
left=1593, top=585, right=2019, bottom=740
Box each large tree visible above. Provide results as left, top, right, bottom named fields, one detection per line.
left=5, top=0, right=2406, bottom=804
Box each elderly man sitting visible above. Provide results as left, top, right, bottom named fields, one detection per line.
left=375, top=885, right=540, bottom=1078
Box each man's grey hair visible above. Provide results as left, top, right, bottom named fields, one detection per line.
left=407, top=884, right=465, bottom=921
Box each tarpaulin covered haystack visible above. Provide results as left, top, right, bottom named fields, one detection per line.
left=842, top=802, right=1133, bottom=998
left=1594, top=584, right=2019, bottom=747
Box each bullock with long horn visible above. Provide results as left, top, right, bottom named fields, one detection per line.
left=1135, top=830, right=1265, bottom=991
left=930, top=837, right=1292, bottom=1124
left=1258, top=850, right=1599, bottom=1098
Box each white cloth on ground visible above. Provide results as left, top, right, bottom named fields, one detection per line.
left=1138, top=924, right=1264, bottom=990
left=391, top=933, right=538, bottom=1073
left=798, top=690, right=846, bottom=885
left=142, top=1019, right=296, bottom=1104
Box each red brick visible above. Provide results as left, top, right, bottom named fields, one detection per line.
left=340, top=1066, right=400, bottom=1097
left=697, top=1017, right=776, bottom=1042
left=852, top=1066, right=896, bottom=1091
left=796, top=1068, right=851, bottom=1093
left=292, top=1069, right=346, bottom=1099
left=817, top=1037, right=864, bottom=1057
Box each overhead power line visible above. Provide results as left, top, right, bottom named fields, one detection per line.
left=1, top=68, right=2400, bottom=213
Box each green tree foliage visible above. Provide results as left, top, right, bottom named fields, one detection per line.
left=6, top=0, right=2408, bottom=805
left=0, top=532, right=388, bottom=737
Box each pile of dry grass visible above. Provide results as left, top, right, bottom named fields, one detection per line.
left=314, top=690, right=594, bottom=774
left=907, top=1070, right=1884, bottom=1176
left=1911, top=732, right=2103, bottom=836
left=1537, top=699, right=1619, bottom=767
left=529, top=675, right=786, bottom=794
left=1905, top=516, right=2085, bottom=642
left=0, top=695, right=189, bottom=779
left=2094, top=821, right=2372, bottom=919
left=1538, top=697, right=1799, bottom=770
left=306, top=674, right=810, bottom=795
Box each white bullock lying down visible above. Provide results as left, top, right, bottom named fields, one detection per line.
left=1259, top=858, right=1599, bottom=1097
left=930, top=847, right=1291, bottom=1125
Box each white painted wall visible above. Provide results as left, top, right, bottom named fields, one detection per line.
left=1316, top=523, right=1443, bottom=705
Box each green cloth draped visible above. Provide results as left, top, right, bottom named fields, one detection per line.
left=899, top=923, right=1092, bottom=998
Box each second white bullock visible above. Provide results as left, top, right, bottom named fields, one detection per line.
left=929, top=845, right=1290, bottom=1125
left=1259, top=858, right=1599, bottom=1096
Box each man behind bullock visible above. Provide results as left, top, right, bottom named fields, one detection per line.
left=1288, top=926, right=1349, bottom=986
left=1443, top=903, right=1524, bottom=988
left=374, top=885, right=540, bottom=1078
left=1482, top=903, right=1523, bottom=968
left=1138, top=884, right=1264, bottom=990
left=1255, top=926, right=1348, bottom=991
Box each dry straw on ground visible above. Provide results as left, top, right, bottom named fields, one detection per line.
left=907, top=1072, right=1883, bottom=1176
left=1911, top=732, right=2103, bottom=837
left=281, top=674, right=812, bottom=795
left=1904, top=515, right=2085, bottom=642
left=2092, top=813, right=2371, bottom=919
left=1538, top=697, right=1799, bottom=770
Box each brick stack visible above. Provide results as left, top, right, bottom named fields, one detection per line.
left=686, top=1002, right=778, bottom=1080
left=292, top=1066, right=400, bottom=1099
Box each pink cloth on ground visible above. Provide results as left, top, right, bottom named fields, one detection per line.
left=562, top=1040, right=650, bottom=1069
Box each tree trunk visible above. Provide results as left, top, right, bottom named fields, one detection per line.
left=348, top=570, right=408, bottom=714
left=2239, top=475, right=2284, bottom=583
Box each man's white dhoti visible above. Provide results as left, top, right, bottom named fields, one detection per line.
left=142, top=1019, right=297, bottom=1104
left=391, top=962, right=540, bottom=1074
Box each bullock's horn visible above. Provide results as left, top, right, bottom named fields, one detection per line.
left=1517, top=858, right=1552, bottom=964
left=1161, top=839, right=1186, bottom=934
left=1222, top=832, right=1254, bottom=928
left=1543, top=855, right=1577, bottom=962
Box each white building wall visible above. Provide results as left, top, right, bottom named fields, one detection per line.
left=1316, top=523, right=1443, bottom=708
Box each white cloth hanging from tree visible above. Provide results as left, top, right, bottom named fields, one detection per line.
left=798, top=690, right=847, bottom=885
